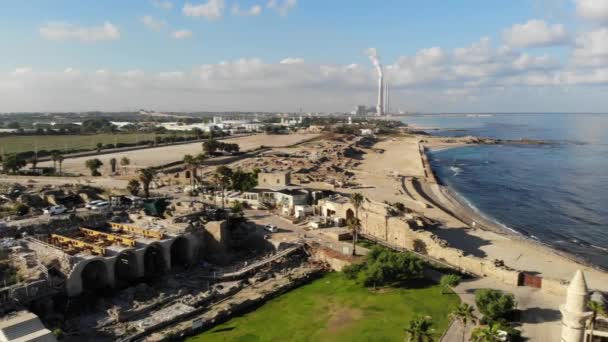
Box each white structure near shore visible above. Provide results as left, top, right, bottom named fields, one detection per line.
left=560, top=270, right=592, bottom=342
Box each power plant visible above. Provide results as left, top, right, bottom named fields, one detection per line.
left=365, top=48, right=387, bottom=116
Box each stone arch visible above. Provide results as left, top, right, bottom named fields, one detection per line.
left=114, top=249, right=138, bottom=287
left=170, top=236, right=191, bottom=268
left=185, top=170, right=191, bottom=179
left=81, top=259, right=110, bottom=292
left=346, top=208, right=355, bottom=221
left=143, top=243, right=166, bottom=278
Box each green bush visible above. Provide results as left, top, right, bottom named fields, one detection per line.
left=475, top=289, right=516, bottom=323
left=341, top=246, right=424, bottom=288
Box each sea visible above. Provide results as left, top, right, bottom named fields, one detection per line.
left=401, top=113, right=608, bottom=269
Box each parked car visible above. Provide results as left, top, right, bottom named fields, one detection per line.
left=264, top=224, right=278, bottom=233
left=90, top=201, right=110, bottom=210
left=85, top=200, right=105, bottom=209
left=43, top=205, right=68, bottom=216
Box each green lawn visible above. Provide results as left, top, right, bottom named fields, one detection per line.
left=0, top=133, right=193, bottom=155
left=188, top=272, right=459, bottom=342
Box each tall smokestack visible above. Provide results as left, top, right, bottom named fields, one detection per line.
left=365, top=48, right=384, bottom=116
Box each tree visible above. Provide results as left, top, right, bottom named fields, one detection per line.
left=127, top=179, right=141, bottom=196
left=214, top=166, right=233, bottom=209
left=138, top=168, right=156, bottom=198
left=231, top=200, right=244, bottom=216
left=85, top=158, right=103, bottom=176
left=96, top=142, right=103, bottom=153
left=109, top=158, right=117, bottom=173
left=120, top=156, right=130, bottom=174
left=404, top=316, right=434, bottom=342
left=52, top=152, right=64, bottom=175
left=449, top=304, right=476, bottom=342
left=587, top=300, right=607, bottom=341
left=342, top=246, right=424, bottom=288
left=474, top=289, right=516, bottom=324
left=194, top=153, right=206, bottom=178
left=471, top=323, right=503, bottom=342
left=440, top=274, right=461, bottom=294
left=28, top=156, right=38, bottom=170
left=2, top=154, right=26, bottom=174
left=349, top=192, right=365, bottom=256
left=346, top=217, right=361, bottom=256
left=203, top=138, right=219, bottom=154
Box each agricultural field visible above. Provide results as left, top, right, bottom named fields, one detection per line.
left=0, top=133, right=196, bottom=155
left=188, top=272, right=459, bottom=342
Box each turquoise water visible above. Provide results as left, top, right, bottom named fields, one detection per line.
left=402, top=114, right=608, bottom=268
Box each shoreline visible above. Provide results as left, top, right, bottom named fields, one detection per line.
left=419, top=143, right=608, bottom=273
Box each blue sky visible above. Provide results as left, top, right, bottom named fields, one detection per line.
left=1, top=0, right=607, bottom=112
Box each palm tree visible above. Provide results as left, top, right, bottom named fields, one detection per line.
left=349, top=192, right=365, bottom=256
left=138, top=168, right=156, bottom=198
left=96, top=142, right=103, bottom=153
left=54, top=153, right=64, bottom=175
left=404, top=316, right=435, bottom=342
left=449, top=304, right=476, bottom=342
left=194, top=153, right=206, bottom=185
left=28, top=156, right=38, bottom=171
left=214, top=166, right=232, bottom=209
left=109, top=158, right=117, bottom=174
left=120, top=156, right=130, bottom=174
left=587, top=300, right=607, bottom=342
left=471, top=323, right=502, bottom=342
left=346, top=217, right=361, bottom=256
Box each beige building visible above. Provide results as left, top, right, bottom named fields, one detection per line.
left=257, top=171, right=291, bottom=188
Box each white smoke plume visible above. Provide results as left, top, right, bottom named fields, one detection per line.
left=365, top=47, right=383, bottom=77
left=365, top=47, right=384, bottom=115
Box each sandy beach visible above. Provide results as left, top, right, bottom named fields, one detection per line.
left=351, top=135, right=608, bottom=291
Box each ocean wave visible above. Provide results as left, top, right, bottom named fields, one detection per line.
left=450, top=166, right=462, bottom=175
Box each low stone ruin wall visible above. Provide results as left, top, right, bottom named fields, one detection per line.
left=2, top=212, right=107, bottom=238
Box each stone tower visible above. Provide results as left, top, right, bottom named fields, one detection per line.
left=560, top=270, right=592, bottom=342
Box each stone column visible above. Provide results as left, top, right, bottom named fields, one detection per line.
left=560, top=270, right=592, bottom=342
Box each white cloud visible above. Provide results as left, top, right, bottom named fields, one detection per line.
left=152, top=0, right=173, bottom=10
left=573, top=28, right=608, bottom=66
left=172, top=29, right=193, bottom=39
left=232, top=4, right=263, bottom=16
left=4, top=35, right=608, bottom=112
left=266, top=0, right=297, bottom=16
left=503, top=20, right=569, bottom=48
left=576, top=0, right=608, bottom=23
left=140, top=15, right=167, bottom=31
left=280, top=57, right=304, bottom=64
left=40, top=22, right=120, bottom=42
left=183, top=0, right=225, bottom=20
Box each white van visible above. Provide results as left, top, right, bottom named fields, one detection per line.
left=44, top=205, right=68, bottom=216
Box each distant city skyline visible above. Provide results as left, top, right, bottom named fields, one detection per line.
left=1, top=0, right=608, bottom=113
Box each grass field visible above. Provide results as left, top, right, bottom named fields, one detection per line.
left=188, top=272, right=459, bottom=342
left=0, top=133, right=195, bottom=154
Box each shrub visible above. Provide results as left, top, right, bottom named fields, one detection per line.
left=475, top=289, right=516, bottom=323
left=440, top=274, right=461, bottom=294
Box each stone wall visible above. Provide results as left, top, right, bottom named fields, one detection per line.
left=3, top=212, right=107, bottom=238
left=310, top=247, right=356, bottom=271
left=319, top=198, right=522, bottom=287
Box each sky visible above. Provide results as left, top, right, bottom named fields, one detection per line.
left=1, top=0, right=608, bottom=113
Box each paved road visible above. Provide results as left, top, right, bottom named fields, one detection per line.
left=441, top=277, right=562, bottom=341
